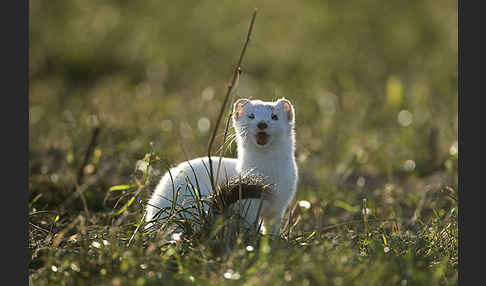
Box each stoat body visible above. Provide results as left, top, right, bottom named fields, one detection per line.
left=145, top=98, right=298, bottom=234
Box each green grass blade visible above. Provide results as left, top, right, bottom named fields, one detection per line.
left=108, top=184, right=138, bottom=192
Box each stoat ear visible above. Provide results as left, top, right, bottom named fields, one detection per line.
left=277, top=98, right=294, bottom=122
left=233, top=98, right=250, bottom=120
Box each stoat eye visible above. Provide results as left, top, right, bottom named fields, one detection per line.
left=271, top=114, right=278, bottom=120
left=248, top=113, right=255, bottom=119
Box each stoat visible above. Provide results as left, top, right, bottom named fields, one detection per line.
left=145, top=98, right=298, bottom=234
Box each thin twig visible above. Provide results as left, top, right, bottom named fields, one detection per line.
left=29, top=222, right=50, bottom=233
left=77, top=126, right=101, bottom=185
left=207, top=9, right=258, bottom=210
left=72, top=125, right=101, bottom=217
left=29, top=210, right=59, bottom=217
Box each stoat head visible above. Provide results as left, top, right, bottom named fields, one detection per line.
left=232, top=98, right=295, bottom=149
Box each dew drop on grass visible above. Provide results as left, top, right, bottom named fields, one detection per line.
left=70, top=263, right=80, bottom=272
left=361, top=208, right=371, bottom=215
left=197, top=117, right=210, bottom=133
left=223, top=269, right=241, bottom=280
left=298, top=200, right=311, bottom=209
left=50, top=174, right=59, bottom=183
left=397, top=110, right=413, bottom=127
left=171, top=232, right=182, bottom=242
left=356, top=177, right=366, bottom=187
left=83, top=164, right=95, bottom=175
left=403, top=160, right=416, bottom=172
left=449, top=141, right=458, bottom=155
left=201, top=87, right=214, bottom=101
left=284, top=271, right=292, bottom=282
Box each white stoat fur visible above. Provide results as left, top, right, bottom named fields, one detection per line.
left=145, top=98, right=298, bottom=234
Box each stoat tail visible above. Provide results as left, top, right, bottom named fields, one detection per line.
left=211, top=171, right=274, bottom=215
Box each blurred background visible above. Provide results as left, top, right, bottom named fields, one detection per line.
left=29, top=0, right=457, bottom=221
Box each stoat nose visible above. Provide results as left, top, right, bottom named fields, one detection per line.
left=257, top=121, right=268, bottom=130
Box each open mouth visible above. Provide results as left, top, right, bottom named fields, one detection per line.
left=256, top=132, right=269, bottom=146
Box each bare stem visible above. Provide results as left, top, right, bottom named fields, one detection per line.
left=207, top=9, right=258, bottom=208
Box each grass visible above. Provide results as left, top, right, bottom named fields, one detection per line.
left=29, top=165, right=458, bottom=285
left=29, top=0, right=457, bottom=285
